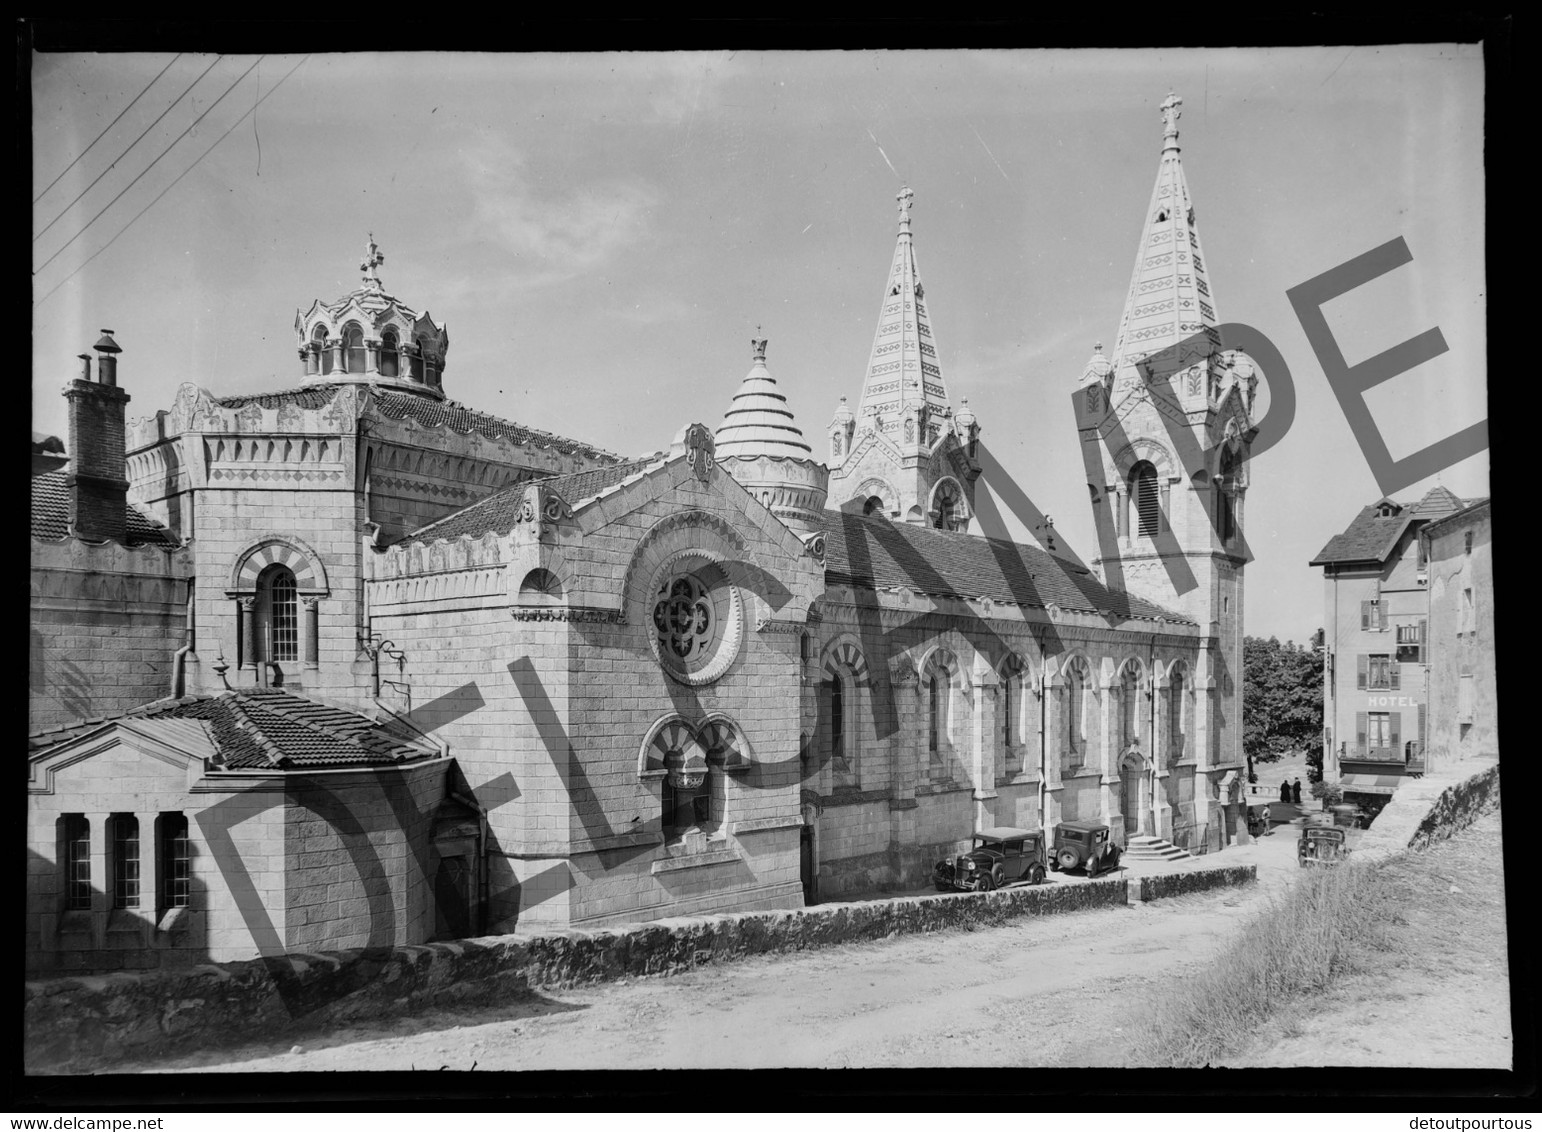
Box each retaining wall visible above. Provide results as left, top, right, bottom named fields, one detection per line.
left=1354, top=758, right=1501, bottom=863
left=27, top=861, right=1256, bottom=1073
left=1133, top=864, right=1257, bottom=903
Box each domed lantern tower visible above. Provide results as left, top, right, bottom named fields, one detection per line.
left=293, top=235, right=450, bottom=399
left=715, top=337, right=828, bottom=535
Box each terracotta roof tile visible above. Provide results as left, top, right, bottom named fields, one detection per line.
left=28, top=689, right=436, bottom=770
left=405, top=456, right=661, bottom=543
left=369, top=390, right=621, bottom=463
left=821, top=510, right=1190, bottom=624
left=30, top=471, right=180, bottom=547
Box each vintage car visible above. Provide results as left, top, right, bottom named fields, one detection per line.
left=1051, top=820, right=1122, bottom=877
left=933, top=827, right=1048, bottom=893
left=1298, top=825, right=1349, bottom=867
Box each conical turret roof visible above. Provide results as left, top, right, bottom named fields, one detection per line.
left=714, top=338, right=813, bottom=459
left=1109, top=93, right=1221, bottom=375
left=855, top=187, right=954, bottom=432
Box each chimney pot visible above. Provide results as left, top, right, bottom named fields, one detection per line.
left=95, top=331, right=121, bottom=386
left=78, top=354, right=92, bottom=383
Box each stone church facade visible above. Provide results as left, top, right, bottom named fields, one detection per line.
left=29, top=96, right=1256, bottom=970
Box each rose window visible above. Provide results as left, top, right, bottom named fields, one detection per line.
left=655, top=576, right=714, bottom=660
left=647, top=553, right=743, bottom=686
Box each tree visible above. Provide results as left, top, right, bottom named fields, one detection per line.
left=1243, top=634, right=1325, bottom=765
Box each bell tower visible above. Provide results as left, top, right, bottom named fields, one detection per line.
left=1076, top=93, right=1258, bottom=772
left=827, top=187, right=980, bottom=528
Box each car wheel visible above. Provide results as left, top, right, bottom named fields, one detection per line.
left=1028, top=864, right=1046, bottom=885
left=1056, top=848, right=1080, bottom=871
left=975, top=873, right=995, bottom=893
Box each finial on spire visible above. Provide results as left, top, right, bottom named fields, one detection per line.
left=361, top=233, right=385, bottom=290
left=752, top=336, right=768, bottom=362
left=897, top=185, right=914, bottom=233
left=1094, top=340, right=1104, bottom=354
left=1160, top=92, right=1183, bottom=146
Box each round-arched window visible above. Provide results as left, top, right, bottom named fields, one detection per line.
left=648, top=553, right=743, bottom=686
left=380, top=329, right=400, bottom=378
left=344, top=324, right=365, bottom=374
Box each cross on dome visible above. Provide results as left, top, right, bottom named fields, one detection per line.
left=361, top=234, right=385, bottom=290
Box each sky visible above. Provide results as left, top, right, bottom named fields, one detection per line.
left=31, top=46, right=1488, bottom=644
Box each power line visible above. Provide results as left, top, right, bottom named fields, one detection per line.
left=34, top=54, right=220, bottom=243
left=34, top=54, right=183, bottom=205
left=34, top=55, right=265, bottom=277
left=36, top=56, right=310, bottom=308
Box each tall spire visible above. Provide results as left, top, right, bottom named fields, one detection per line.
left=855, top=187, right=955, bottom=438
left=1108, top=92, right=1221, bottom=377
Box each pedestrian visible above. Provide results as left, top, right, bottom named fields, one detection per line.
left=1261, top=804, right=1272, bottom=834
left=1292, top=778, right=1302, bottom=804
left=1279, top=779, right=1291, bottom=803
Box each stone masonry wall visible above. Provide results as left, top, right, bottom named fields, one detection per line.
left=30, top=539, right=192, bottom=731
left=26, top=871, right=1141, bottom=1072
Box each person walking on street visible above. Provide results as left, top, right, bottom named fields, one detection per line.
left=1292, top=778, right=1302, bottom=804
left=1261, top=804, right=1272, bottom=834
left=1280, top=780, right=1291, bottom=803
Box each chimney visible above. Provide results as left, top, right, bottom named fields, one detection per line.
left=64, top=330, right=131, bottom=542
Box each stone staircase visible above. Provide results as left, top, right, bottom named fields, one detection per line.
left=1122, top=834, right=1194, bottom=864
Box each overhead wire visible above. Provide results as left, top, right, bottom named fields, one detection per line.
left=35, top=55, right=310, bottom=308
left=34, top=53, right=184, bottom=205
left=34, top=54, right=219, bottom=242
left=34, top=55, right=266, bottom=276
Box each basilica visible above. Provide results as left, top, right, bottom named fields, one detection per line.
left=28, top=94, right=1258, bottom=973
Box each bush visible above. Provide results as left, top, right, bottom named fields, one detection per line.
left=1310, top=780, right=1343, bottom=807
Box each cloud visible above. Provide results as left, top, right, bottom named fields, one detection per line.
left=458, top=134, right=660, bottom=286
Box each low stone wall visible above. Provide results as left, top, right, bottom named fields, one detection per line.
left=1133, top=864, right=1257, bottom=903
left=26, top=875, right=1130, bottom=1072
left=1354, top=759, right=1501, bottom=863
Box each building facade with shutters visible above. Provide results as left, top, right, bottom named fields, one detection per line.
left=1309, top=485, right=1482, bottom=807
left=30, top=96, right=1259, bottom=964
left=1420, top=499, right=1496, bottom=771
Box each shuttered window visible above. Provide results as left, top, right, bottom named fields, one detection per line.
left=1355, top=712, right=1367, bottom=755
left=1356, top=654, right=1368, bottom=690
left=1131, top=462, right=1160, bottom=538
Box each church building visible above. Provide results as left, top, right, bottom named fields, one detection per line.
left=29, top=94, right=1258, bottom=972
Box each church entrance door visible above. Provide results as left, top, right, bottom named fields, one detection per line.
left=1121, top=758, right=1143, bottom=837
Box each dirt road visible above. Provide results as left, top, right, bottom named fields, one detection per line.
left=126, top=836, right=1307, bottom=1073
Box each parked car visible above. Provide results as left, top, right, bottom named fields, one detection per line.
left=1051, top=820, right=1122, bottom=877
left=1298, top=826, right=1349, bottom=867
left=933, top=826, right=1048, bottom=892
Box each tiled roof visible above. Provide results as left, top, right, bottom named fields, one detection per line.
left=405, top=456, right=662, bottom=543
left=370, top=390, right=621, bottom=462
left=215, top=385, right=343, bottom=411
left=1309, top=487, right=1474, bottom=566
left=821, top=510, right=1190, bottom=624
left=28, top=689, right=437, bottom=770
left=30, top=471, right=180, bottom=547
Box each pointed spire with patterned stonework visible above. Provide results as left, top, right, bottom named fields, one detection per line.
left=1108, top=92, right=1222, bottom=377
left=855, top=187, right=955, bottom=441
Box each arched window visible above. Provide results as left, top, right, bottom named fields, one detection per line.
left=313, top=326, right=332, bottom=375
left=928, top=673, right=942, bottom=765
left=344, top=324, right=365, bottom=374
left=863, top=496, right=885, bottom=517
left=1130, top=461, right=1160, bottom=538
left=1121, top=664, right=1142, bottom=750
left=830, top=675, right=845, bottom=767
left=62, top=814, right=91, bottom=911
left=110, top=814, right=140, bottom=909
left=409, top=341, right=425, bottom=383
left=1064, top=657, right=1090, bottom=769
left=933, top=479, right=962, bottom=531
left=1169, top=666, right=1187, bottom=761
left=256, top=564, right=299, bottom=664
left=1002, top=675, right=1013, bottom=749
left=419, top=338, right=439, bottom=387
left=999, top=655, right=1027, bottom=776
left=1218, top=447, right=1239, bottom=543
left=379, top=329, right=400, bottom=378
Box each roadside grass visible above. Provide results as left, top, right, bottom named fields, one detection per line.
left=1126, top=857, right=1408, bottom=1067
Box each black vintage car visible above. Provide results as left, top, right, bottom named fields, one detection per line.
left=1051, top=820, right=1122, bottom=878
left=933, top=827, right=1048, bottom=893
left=1298, top=825, right=1349, bottom=867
